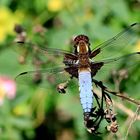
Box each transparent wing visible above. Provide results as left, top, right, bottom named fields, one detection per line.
left=15, top=41, right=76, bottom=56
left=95, top=52, right=140, bottom=65
left=12, top=41, right=77, bottom=65
left=12, top=33, right=79, bottom=93
left=15, top=65, right=79, bottom=93
left=90, top=23, right=140, bottom=61
left=92, top=52, right=140, bottom=82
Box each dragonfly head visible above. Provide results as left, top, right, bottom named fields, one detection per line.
left=73, top=35, right=91, bottom=54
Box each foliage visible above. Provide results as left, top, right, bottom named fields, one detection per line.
left=0, top=0, right=140, bottom=140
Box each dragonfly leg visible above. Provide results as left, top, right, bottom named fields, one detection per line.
left=92, top=79, right=107, bottom=90
left=83, top=79, right=119, bottom=134
left=83, top=105, right=105, bottom=134
left=93, top=79, right=119, bottom=133
left=56, top=76, right=73, bottom=94
left=83, top=89, right=105, bottom=134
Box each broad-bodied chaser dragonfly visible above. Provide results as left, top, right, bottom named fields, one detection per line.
left=15, top=23, right=140, bottom=134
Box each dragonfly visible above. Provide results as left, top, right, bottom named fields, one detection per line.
left=15, top=23, right=140, bottom=134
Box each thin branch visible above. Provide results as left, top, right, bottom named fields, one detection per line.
left=104, top=88, right=140, bottom=105
left=125, top=105, right=140, bottom=140
left=114, top=102, right=140, bottom=120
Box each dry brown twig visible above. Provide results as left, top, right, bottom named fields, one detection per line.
left=94, top=88, right=140, bottom=120
left=125, top=105, right=140, bottom=140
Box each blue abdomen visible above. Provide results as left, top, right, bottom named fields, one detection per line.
left=79, top=71, right=93, bottom=113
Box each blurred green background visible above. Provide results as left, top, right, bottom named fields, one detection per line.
left=0, top=0, right=140, bottom=140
